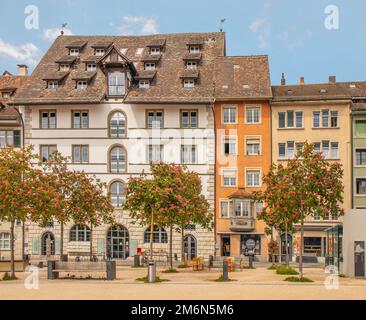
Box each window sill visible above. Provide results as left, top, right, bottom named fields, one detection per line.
left=312, top=127, right=340, bottom=130
left=277, top=127, right=304, bottom=130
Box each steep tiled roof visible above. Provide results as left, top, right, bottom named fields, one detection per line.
left=13, top=33, right=226, bottom=104
left=214, top=56, right=272, bottom=100
left=0, top=73, right=28, bottom=106
left=272, top=82, right=366, bottom=101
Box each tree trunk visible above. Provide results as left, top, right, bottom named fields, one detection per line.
left=169, top=225, right=173, bottom=270
left=10, top=219, right=15, bottom=278
left=60, top=222, right=64, bottom=258
left=285, top=222, right=289, bottom=267
left=150, top=211, right=154, bottom=261
left=181, top=224, right=185, bottom=263
left=299, top=212, right=304, bottom=278
left=89, top=225, right=93, bottom=261
left=270, top=226, right=274, bottom=264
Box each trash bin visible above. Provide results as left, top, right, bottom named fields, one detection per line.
left=148, top=261, right=156, bottom=283
left=134, top=255, right=140, bottom=267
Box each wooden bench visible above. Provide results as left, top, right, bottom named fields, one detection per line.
left=47, top=261, right=116, bottom=280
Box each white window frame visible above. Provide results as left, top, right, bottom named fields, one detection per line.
left=245, top=168, right=261, bottom=188
left=86, top=64, right=97, bottom=71
left=150, top=47, right=161, bottom=55
left=355, top=177, right=366, bottom=196
left=0, top=232, right=10, bottom=250
left=186, top=61, right=197, bottom=70
left=222, top=105, right=237, bottom=124
left=245, top=136, right=261, bottom=156
left=59, top=64, right=70, bottom=72
left=181, top=145, right=198, bottom=164
left=95, top=48, right=105, bottom=56
left=183, top=79, right=195, bottom=88
left=222, top=135, right=237, bottom=156
left=221, top=168, right=237, bottom=187
left=245, top=105, right=261, bottom=124
left=47, top=81, right=58, bottom=90
left=69, top=48, right=79, bottom=56
left=148, top=145, right=164, bottom=162
left=189, top=45, right=200, bottom=54
left=76, top=81, right=88, bottom=90
left=219, top=200, right=230, bottom=218
left=144, top=62, right=156, bottom=71
left=139, top=80, right=150, bottom=89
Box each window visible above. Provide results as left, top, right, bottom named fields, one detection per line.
left=313, top=111, right=320, bottom=128
left=0, top=233, right=10, bottom=250
left=356, top=149, right=366, bottom=165
left=181, top=110, right=198, bottom=128
left=331, top=111, right=338, bottom=127
left=59, top=64, right=69, bottom=72
left=234, top=200, right=251, bottom=217
left=139, top=80, right=150, bottom=89
left=72, top=145, right=89, bottom=163
left=278, top=112, right=286, bottom=128
left=246, top=170, right=260, bottom=187
left=246, top=137, right=260, bottom=155
left=295, top=111, right=303, bottom=128
left=322, top=110, right=329, bottom=127
left=72, top=110, right=89, bottom=129
left=2, top=92, right=11, bottom=99
left=330, top=142, right=339, bottom=159
left=183, top=79, right=195, bottom=88
left=186, top=61, right=197, bottom=69
left=278, top=143, right=286, bottom=159
left=322, top=141, right=330, bottom=158
left=110, top=112, right=126, bottom=137
left=69, top=48, right=79, bottom=56
left=181, top=145, right=197, bottom=164
left=148, top=145, right=163, bottom=162
left=108, top=71, right=125, bottom=96
left=0, top=130, right=20, bottom=148
left=110, top=181, right=125, bottom=207
left=110, top=146, right=127, bottom=173
left=144, top=226, right=168, bottom=243
left=241, top=235, right=261, bottom=255
left=313, top=142, right=321, bottom=153
left=41, top=110, right=56, bottom=129
left=222, top=169, right=237, bottom=187
left=246, top=106, right=260, bottom=123
left=356, top=178, right=366, bottom=195
left=150, top=47, right=160, bottom=55
left=189, top=46, right=200, bottom=54
left=144, top=63, right=156, bottom=71
left=220, top=201, right=230, bottom=218
left=76, top=81, right=88, bottom=90
left=287, top=111, right=294, bottom=127
left=296, top=143, right=303, bottom=155
left=147, top=110, right=163, bottom=128
left=86, top=64, right=96, bottom=71
left=223, top=107, right=236, bottom=124
left=223, top=136, right=237, bottom=155
left=70, top=224, right=90, bottom=242
left=47, top=81, right=58, bottom=90
left=355, top=120, right=366, bottom=136
left=287, top=141, right=295, bottom=159
left=40, top=145, right=57, bottom=162
left=95, top=48, right=105, bottom=56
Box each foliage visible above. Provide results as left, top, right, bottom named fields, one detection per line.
left=276, top=265, right=299, bottom=275
left=284, top=276, right=313, bottom=283
left=2, top=272, right=18, bottom=281
left=213, top=275, right=237, bottom=282
left=136, top=276, right=170, bottom=283
left=162, top=268, right=179, bottom=273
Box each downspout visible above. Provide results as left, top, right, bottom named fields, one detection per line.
left=210, top=100, right=217, bottom=257
left=350, top=106, right=354, bottom=209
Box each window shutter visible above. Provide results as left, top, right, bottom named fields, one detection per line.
left=32, top=238, right=39, bottom=255
left=13, top=130, right=21, bottom=147
left=97, top=239, right=104, bottom=256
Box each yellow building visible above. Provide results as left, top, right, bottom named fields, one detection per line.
left=271, top=75, right=352, bottom=262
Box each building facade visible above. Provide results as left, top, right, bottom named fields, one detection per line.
left=213, top=56, right=272, bottom=260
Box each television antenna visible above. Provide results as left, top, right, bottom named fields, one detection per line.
left=220, top=19, right=226, bottom=32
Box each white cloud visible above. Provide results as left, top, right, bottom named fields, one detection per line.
left=42, top=27, right=73, bottom=42
left=116, top=16, right=159, bottom=35
left=249, top=18, right=271, bottom=49
left=0, top=39, right=39, bottom=65
left=279, top=28, right=313, bottom=50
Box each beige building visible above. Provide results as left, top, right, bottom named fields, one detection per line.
left=271, top=75, right=354, bottom=262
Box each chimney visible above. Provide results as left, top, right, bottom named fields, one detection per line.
left=280, top=73, right=286, bottom=86
left=299, top=76, right=305, bottom=85
left=17, top=64, right=28, bottom=76
left=329, top=75, right=336, bottom=84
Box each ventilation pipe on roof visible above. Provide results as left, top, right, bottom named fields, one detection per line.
left=280, top=73, right=286, bottom=86
left=299, top=76, right=305, bottom=85
left=329, top=76, right=336, bottom=84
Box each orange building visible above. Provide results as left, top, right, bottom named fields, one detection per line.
left=213, top=56, right=272, bottom=260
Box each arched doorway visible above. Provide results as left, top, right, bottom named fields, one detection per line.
left=184, top=235, right=197, bottom=260
left=107, top=225, right=129, bottom=259
left=280, top=233, right=293, bottom=262
left=41, top=232, right=55, bottom=256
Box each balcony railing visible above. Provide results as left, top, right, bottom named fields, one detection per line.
left=230, top=217, right=255, bottom=231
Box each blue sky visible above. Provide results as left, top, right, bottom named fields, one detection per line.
left=0, top=0, right=365, bottom=85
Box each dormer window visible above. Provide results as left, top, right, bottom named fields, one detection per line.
left=86, top=64, right=97, bottom=72
left=183, top=79, right=195, bottom=88
left=69, top=48, right=79, bottom=56
left=108, top=71, right=126, bottom=96
left=1, top=92, right=11, bottom=99
left=95, top=48, right=105, bottom=56
left=47, top=81, right=58, bottom=90
left=186, top=61, right=197, bottom=70
left=76, top=81, right=88, bottom=91
left=144, top=63, right=156, bottom=71
left=139, top=80, right=150, bottom=89
left=150, top=47, right=160, bottom=55
left=189, top=46, right=200, bottom=54
left=59, top=64, right=70, bottom=72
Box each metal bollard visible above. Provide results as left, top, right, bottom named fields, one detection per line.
left=222, top=260, right=229, bottom=281
left=134, top=254, right=140, bottom=267
left=148, top=261, right=156, bottom=283
left=209, top=255, right=214, bottom=268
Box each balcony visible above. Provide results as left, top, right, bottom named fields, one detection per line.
left=230, top=217, right=255, bottom=231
